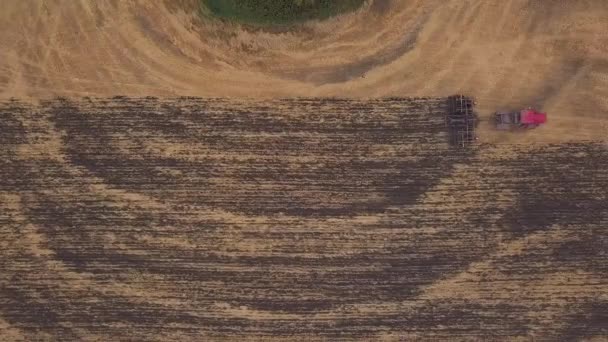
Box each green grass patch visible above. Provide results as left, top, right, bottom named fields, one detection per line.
left=200, top=0, right=366, bottom=26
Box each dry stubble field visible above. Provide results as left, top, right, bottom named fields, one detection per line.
left=0, top=0, right=607, bottom=340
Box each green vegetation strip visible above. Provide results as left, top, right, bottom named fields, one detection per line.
left=201, top=0, right=365, bottom=26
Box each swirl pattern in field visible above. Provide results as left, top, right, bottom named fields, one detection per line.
left=1, top=98, right=607, bottom=340
left=1, top=0, right=607, bottom=142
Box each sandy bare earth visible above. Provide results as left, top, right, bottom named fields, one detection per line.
left=0, top=0, right=607, bottom=142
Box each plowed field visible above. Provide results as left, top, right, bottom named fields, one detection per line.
left=1, top=0, right=607, bottom=340
left=1, top=98, right=607, bottom=340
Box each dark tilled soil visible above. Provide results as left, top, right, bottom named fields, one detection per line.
left=0, top=98, right=606, bottom=341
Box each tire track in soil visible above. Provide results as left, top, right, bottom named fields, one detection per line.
left=0, top=98, right=607, bottom=340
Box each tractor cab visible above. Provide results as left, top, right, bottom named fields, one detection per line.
left=496, top=108, right=546, bottom=130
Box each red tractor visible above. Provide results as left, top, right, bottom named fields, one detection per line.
left=495, top=108, right=547, bottom=130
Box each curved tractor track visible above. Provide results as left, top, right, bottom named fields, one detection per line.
left=1, top=0, right=608, bottom=340
left=0, top=0, right=607, bottom=143
left=1, top=98, right=607, bottom=340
